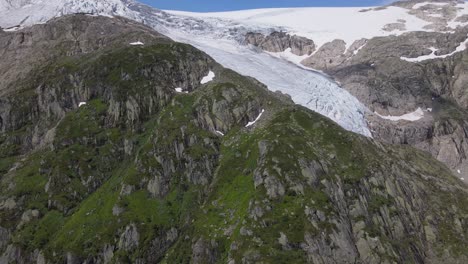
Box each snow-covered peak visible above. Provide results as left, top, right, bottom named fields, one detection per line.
left=0, top=0, right=138, bottom=28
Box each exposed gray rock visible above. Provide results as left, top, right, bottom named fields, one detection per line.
left=0, top=198, right=16, bottom=210
left=382, top=22, right=406, bottom=32
left=245, top=31, right=315, bottom=56
left=143, top=228, right=179, bottom=263
left=278, top=232, right=290, bottom=250
left=118, top=224, right=140, bottom=251
left=112, top=205, right=124, bottom=216
left=192, top=238, right=218, bottom=264
left=296, top=24, right=468, bottom=181
left=301, top=39, right=347, bottom=70
left=102, top=244, right=114, bottom=264
left=239, top=226, right=253, bottom=236
left=18, top=209, right=40, bottom=228
left=0, top=227, right=9, bottom=250
left=147, top=175, right=169, bottom=198
left=36, top=251, right=46, bottom=264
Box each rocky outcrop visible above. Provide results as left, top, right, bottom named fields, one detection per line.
left=369, top=102, right=468, bottom=182
left=118, top=224, right=140, bottom=251
left=245, top=31, right=315, bottom=56
left=0, top=227, right=9, bottom=250
left=0, top=14, right=170, bottom=96
left=302, top=39, right=347, bottom=70
left=215, top=109, right=468, bottom=264
left=191, top=238, right=219, bottom=264
left=0, top=14, right=213, bottom=152
left=294, top=22, right=468, bottom=184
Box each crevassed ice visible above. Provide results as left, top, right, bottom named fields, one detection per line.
left=165, top=29, right=372, bottom=136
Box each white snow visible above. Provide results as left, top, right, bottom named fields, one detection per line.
left=0, top=0, right=139, bottom=28
left=215, top=130, right=225, bottom=136
left=458, top=169, right=462, bottom=174
left=353, top=43, right=367, bottom=55
left=3, top=26, right=22, bottom=32
left=375, top=108, right=425, bottom=122
left=447, top=2, right=468, bottom=29
left=266, top=48, right=309, bottom=65
left=400, top=47, right=439, bottom=62
left=79, top=102, right=87, bottom=107
left=168, top=6, right=432, bottom=50
left=174, top=87, right=188, bottom=93
left=200, top=71, right=215, bottom=84
left=130, top=41, right=144, bottom=46
left=246, top=109, right=265, bottom=127
left=401, top=36, right=468, bottom=62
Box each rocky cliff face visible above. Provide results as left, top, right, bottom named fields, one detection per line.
left=0, top=14, right=467, bottom=264
left=244, top=31, right=316, bottom=56
left=238, top=1, right=468, bottom=184
left=306, top=27, right=468, bottom=184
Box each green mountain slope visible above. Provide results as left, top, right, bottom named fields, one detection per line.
left=0, top=15, right=467, bottom=264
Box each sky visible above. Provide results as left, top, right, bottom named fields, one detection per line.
left=139, top=0, right=397, bottom=12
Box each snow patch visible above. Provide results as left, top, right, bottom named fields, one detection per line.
left=215, top=130, right=225, bottom=136
left=3, top=26, right=21, bottom=32
left=79, top=102, right=87, bottom=107
left=201, top=70, right=215, bottom=84
left=174, top=87, right=188, bottom=93
left=353, top=43, right=367, bottom=55
left=375, top=108, right=425, bottom=122
left=246, top=109, right=265, bottom=127
left=130, top=41, right=144, bottom=46
left=401, top=36, right=468, bottom=62
left=458, top=169, right=461, bottom=174
left=266, top=48, right=309, bottom=65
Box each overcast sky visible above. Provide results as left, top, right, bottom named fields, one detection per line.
left=139, top=0, right=398, bottom=12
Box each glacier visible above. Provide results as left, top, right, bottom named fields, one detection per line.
left=164, top=29, right=372, bottom=136
left=0, top=0, right=372, bottom=136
